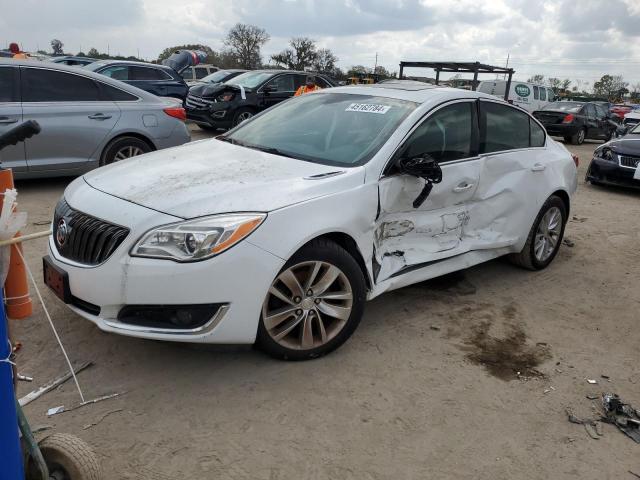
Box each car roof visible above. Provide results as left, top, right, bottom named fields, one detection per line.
left=0, top=58, right=163, bottom=102
left=323, top=83, right=504, bottom=104
left=89, top=59, right=173, bottom=70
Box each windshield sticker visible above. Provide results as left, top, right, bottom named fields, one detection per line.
left=346, top=103, right=391, bottom=114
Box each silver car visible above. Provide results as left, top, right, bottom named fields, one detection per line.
left=0, top=59, right=190, bottom=179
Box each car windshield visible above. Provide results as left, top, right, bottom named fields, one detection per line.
left=223, top=93, right=417, bottom=167
left=545, top=102, right=583, bottom=112
left=83, top=62, right=108, bottom=71
left=201, top=70, right=231, bottom=83
left=225, top=71, right=274, bottom=89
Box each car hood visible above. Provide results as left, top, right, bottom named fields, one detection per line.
left=188, top=82, right=252, bottom=98
left=83, top=139, right=364, bottom=219
left=606, top=136, right=640, bottom=155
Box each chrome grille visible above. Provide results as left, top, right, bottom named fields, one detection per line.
left=185, top=94, right=215, bottom=109
left=53, top=199, right=129, bottom=266
left=620, top=155, right=640, bottom=168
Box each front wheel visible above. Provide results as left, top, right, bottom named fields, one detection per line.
left=232, top=108, right=254, bottom=127
left=256, top=239, right=366, bottom=360
left=30, top=433, right=102, bottom=480
left=509, top=195, right=567, bottom=270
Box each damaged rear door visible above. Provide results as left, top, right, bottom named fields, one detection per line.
left=374, top=100, right=482, bottom=281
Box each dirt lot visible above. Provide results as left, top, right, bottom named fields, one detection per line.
left=9, top=128, right=640, bottom=479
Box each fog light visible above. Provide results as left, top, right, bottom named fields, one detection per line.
left=117, top=304, right=224, bottom=330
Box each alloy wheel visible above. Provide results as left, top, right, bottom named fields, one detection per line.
left=534, top=206, right=562, bottom=262
left=237, top=111, right=253, bottom=123
left=577, top=129, right=585, bottom=144
left=114, top=145, right=145, bottom=161
left=262, top=261, right=353, bottom=351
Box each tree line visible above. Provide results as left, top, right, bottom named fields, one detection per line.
left=527, top=73, right=640, bottom=102
left=37, top=24, right=396, bottom=80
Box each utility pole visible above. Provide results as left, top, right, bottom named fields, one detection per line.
left=374, top=52, right=378, bottom=74
left=504, top=52, right=510, bottom=80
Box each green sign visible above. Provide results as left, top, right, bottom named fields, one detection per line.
left=515, top=84, right=531, bottom=97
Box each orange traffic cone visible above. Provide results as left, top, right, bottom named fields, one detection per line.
left=0, top=169, right=32, bottom=319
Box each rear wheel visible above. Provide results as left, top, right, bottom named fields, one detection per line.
left=100, top=136, right=151, bottom=166
left=509, top=195, right=567, bottom=270
left=256, top=239, right=366, bottom=360
left=570, top=128, right=586, bottom=145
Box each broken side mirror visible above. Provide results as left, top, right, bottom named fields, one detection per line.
left=398, top=156, right=443, bottom=208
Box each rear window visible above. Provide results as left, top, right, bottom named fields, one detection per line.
left=130, top=66, right=170, bottom=81
left=480, top=101, right=530, bottom=153
left=22, top=68, right=101, bottom=102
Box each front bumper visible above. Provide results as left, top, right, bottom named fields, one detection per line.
left=586, top=156, right=640, bottom=189
left=46, top=182, right=285, bottom=344
left=185, top=102, right=234, bottom=129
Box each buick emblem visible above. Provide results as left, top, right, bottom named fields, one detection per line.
left=56, top=219, right=69, bottom=247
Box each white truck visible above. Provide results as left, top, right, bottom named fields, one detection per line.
left=477, top=80, right=556, bottom=112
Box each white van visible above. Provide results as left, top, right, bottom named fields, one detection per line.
left=477, top=80, right=555, bottom=112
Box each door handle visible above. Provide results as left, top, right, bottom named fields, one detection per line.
left=0, top=117, right=18, bottom=124
left=88, top=113, right=112, bottom=120
left=453, top=183, right=474, bottom=193
left=531, top=163, right=546, bottom=172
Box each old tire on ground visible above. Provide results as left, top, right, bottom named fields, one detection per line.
left=100, top=136, right=151, bottom=166
left=256, top=238, right=366, bottom=361
left=232, top=108, right=255, bottom=127
left=509, top=195, right=567, bottom=271
left=35, top=433, right=101, bottom=480
left=570, top=128, right=586, bottom=145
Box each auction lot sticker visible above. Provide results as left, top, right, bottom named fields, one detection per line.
left=346, top=103, right=391, bottom=114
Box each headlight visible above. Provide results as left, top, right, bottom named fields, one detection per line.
left=598, top=148, right=617, bottom=163
left=131, top=213, right=266, bottom=262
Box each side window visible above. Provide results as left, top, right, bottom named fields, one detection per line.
left=265, top=74, right=295, bottom=92
left=100, top=65, right=130, bottom=81
left=480, top=101, right=530, bottom=153
left=195, top=67, right=208, bottom=79
left=533, top=86, right=539, bottom=100
left=547, top=89, right=555, bottom=101
left=539, top=87, right=547, bottom=101
left=100, top=83, right=139, bottom=102
left=595, top=105, right=607, bottom=119
left=22, top=68, right=101, bottom=102
left=130, top=66, right=170, bottom=81
left=293, top=74, right=306, bottom=90
left=0, top=67, right=17, bottom=102
left=586, top=104, right=596, bottom=119
left=530, top=118, right=545, bottom=147
left=398, top=102, right=473, bottom=163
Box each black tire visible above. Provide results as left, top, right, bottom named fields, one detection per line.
left=197, top=124, right=217, bottom=132
left=256, top=238, right=366, bottom=360
left=570, top=128, right=586, bottom=145
left=509, top=195, right=568, bottom=271
left=563, top=136, right=572, bottom=144
left=32, top=433, right=101, bottom=480
left=232, top=107, right=255, bottom=127
left=100, top=136, right=151, bottom=166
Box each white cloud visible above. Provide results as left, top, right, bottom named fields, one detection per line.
left=1, top=0, right=639, bottom=85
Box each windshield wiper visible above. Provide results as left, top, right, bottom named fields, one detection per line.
left=244, top=144, right=299, bottom=159
left=217, top=136, right=236, bottom=144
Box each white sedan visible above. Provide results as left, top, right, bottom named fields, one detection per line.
left=44, top=83, right=578, bottom=360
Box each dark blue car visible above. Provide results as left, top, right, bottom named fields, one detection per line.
left=85, top=60, right=188, bottom=100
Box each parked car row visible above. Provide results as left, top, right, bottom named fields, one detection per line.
left=532, top=101, right=616, bottom=144
left=0, top=59, right=190, bottom=179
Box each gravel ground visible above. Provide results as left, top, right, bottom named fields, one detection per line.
left=8, top=128, right=640, bottom=479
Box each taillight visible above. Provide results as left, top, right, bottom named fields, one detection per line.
left=572, top=154, right=579, bottom=167
left=163, top=107, right=186, bottom=122
left=562, top=114, right=575, bottom=123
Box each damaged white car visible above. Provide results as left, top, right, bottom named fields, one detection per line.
left=44, top=83, right=578, bottom=360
